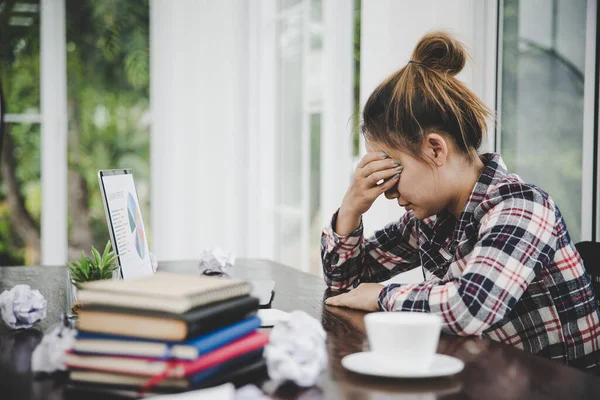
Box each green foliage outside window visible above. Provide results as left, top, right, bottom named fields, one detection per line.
left=0, top=0, right=150, bottom=265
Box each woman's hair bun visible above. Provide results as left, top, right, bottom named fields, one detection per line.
left=411, top=31, right=467, bottom=76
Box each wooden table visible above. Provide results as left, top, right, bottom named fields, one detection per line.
left=1, top=259, right=599, bottom=399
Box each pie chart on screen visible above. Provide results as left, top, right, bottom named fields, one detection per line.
left=127, top=193, right=146, bottom=259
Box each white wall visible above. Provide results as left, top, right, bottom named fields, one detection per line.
left=41, top=0, right=68, bottom=265
left=148, top=0, right=497, bottom=267
left=150, top=0, right=249, bottom=260
left=359, top=0, right=497, bottom=282
left=360, top=0, right=497, bottom=238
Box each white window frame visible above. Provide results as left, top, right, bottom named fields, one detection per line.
left=321, top=0, right=354, bottom=239
left=271, top=0, right=312, bottom=273
left=247, top=0, right=277, bottom=260
left=40, top=0, right=68, bottom=265
left=584, top=0, right=599, bottom=241
left=3, top=0, right=68, bottom=266
left=4, top=114, right=42, bottom=123
left=495, top=0, right=505, bottom=154
left=474, top=0, right=499, bottom=154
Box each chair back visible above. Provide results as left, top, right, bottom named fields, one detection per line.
left=575, top=241, right=600, bottom=309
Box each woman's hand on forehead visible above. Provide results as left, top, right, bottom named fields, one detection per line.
left=362, top=147, right=403, bottom=200
left=340, top=151, right=403, bottom=218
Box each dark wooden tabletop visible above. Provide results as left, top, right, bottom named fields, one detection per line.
left=1, top=259, right=600, bottom=400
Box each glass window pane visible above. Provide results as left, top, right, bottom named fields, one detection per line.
left=499, top=0, right=587, bottom=242
left=65, top=0, right=150, bottom=259
left=353, top=0, right=361, bottom=156
left=275, top=213, right=302, bottom=270
left=308, top=0, right=323, bottom=109
left=0, top=0, right=41, bottom=114
left=0, top=123, right=41, bottom=265
left=276, top=9, right=303, bottom=208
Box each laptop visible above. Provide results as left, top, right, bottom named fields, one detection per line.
left=98, top=169, right=154, bottom=280
left=98, top=169, right=275, bottom=306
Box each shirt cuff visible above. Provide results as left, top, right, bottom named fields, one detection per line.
left=378, top=283, right=402, bottom=311
left=323, top=209, right=364, bottom=253
left=378, top=282, right=435, bottom=313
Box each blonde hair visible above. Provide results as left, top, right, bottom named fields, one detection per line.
left=362, top=31, right=493, bottom=161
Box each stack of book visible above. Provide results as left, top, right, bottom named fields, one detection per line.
left=65, top=272, right=269, bottom=395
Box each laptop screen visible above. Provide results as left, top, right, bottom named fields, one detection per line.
left=98, top=170, right=154, bottom=279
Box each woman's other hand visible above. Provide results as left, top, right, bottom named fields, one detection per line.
left=324, top=283, right=385, bottom=311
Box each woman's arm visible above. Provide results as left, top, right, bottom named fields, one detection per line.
left=321, top=208, right=420, bottom=290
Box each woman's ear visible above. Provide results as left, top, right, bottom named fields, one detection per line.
left=424, top=133, right=448, bottom=167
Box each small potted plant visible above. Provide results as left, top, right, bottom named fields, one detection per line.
left=67, top=240, right=119, bottom=317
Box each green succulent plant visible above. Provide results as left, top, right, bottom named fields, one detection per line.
left=68, top=240, right=119, bottom=286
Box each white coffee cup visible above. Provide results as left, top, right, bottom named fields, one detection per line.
left=364, top=312, right=442, bottom=372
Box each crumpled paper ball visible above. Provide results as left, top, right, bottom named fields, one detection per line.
left=264, top=310, right=327, bottom=387
left=31, top=322, right=76, bottom=373
left=0, top=284, right=47, bottom=329
left=199, top=247, right=236, bottom=271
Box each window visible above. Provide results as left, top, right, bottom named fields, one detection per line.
left=269, top=0, right=356, bottom=273
left=275, top=0, right=324, bottom=273
left=0, top=0, right=41, bottom=265
left=498, top=0, right=588, bottom=242
left=65, top=0, right=150, bottom=260
left=0, top=0, right=150, bottom=265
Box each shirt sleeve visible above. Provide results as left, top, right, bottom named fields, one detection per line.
left=321, top=209, right=420, bottom=290
left=378, top=190, right=557, bottom=336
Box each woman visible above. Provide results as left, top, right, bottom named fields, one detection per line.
left=321, top=31, right=600, bottom=370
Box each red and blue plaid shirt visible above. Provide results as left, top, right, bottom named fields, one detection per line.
left=322, top=153, right=600, bottom=371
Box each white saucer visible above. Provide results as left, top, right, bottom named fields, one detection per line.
left=341, top=352, right=464, bottom=378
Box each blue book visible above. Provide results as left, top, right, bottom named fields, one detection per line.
left=73, top=315, right=261, bottom=360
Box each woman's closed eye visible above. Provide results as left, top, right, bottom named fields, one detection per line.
left=384, top=185, right=400, bottom=199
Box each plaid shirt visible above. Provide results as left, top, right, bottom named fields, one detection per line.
left=322, top=153, right=600, bottom=371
